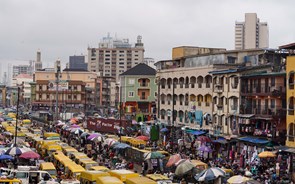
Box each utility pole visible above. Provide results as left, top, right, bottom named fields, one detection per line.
left=55, top=59, right=61, bottom=122
left=171, top=81, right=175, bottom=153
left=119, top=83, right=122, bottom=142
left=14, top=87, right=20, bottom=146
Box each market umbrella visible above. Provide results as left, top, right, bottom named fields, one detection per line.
left=71, top=128, right=84, bottom=135
left=5, top=147, right=24, bottom=156
left=0, top=154, right=13, bottom=161
left=227, top=175, right=251, bottom=184
left=71, top=124, right=80, bottom=128
left=80, top=132, right=90, bottom=138
left=87, top=133, right=100, bottom=140
left=113, top=143, right=131, bottom=150
left=103, top=138, right=117, bottom=146
left=195, top=167, right=225, bottom=181
left=3, top=132, right=12, bottom=136
left=258, top=151, right=276, bottom=158
left=197, top=136, right=212, bottom=143
left=175, top=160, right=195, bottom=176
left=166, top=154, right=182, bottom=167
left=198, top=145, right=213, bottom=152
left=19, top=151, right=40, bottom=159
left=91, top=136, right=104, bottom=143
left=136, top=136, right=149, bottom=141
left=0, top=141, right=6, bottom=145
left=160, top=127, right=169, bottom=132
left=144, top=151, right=164, bottom=160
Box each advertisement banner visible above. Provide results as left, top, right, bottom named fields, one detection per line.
left=48, top=80, right=68, bottom=91
left=87, top=117, right=130, bottom=134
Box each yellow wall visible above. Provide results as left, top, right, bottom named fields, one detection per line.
left=286, top=56, right=295, bottom=147
left=172, top=47, right=185, bottom=59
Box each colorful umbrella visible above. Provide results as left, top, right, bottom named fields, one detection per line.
left=144, top=151, right=164, bottom=160
left=0, top=154, right=13, bottom=160
left=258, top=151, right=276, bottom=158
left=227, top=175, right=251, bottom=184
left=197, top=136, right=212, bottom=143
left=195, top=167, right=225, bottom=181
left=103, top=138, right=117, bottom=146
left=87, top=133, right=100, bottom=140
left=5, top=147, right=24, bottom=156
left=198, top=145, right=213, bottom=152
left=71, top=124, right=80, bottom=128
left=175, top=160, right=195, bottom=176
left=19, top=151, right=40, bottom=159
left=166, top=154, right=182, bottom=167
left=91, top=136, right=104, bottom=142
left=136, top=136, right=149, bottom=141
left=160, top=127, right=169, bottom=132
left=113, top=143, right=131, bottom=150
left=80, top=132, right=90, bottom=138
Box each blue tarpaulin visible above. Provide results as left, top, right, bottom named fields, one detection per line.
left=238, top=137, right=269, bottom=144
left=186, top=130, right=206, bottom=136
left=195, top=110, right=203, bottom=127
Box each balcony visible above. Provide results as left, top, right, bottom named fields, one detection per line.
left=241, top=83, right=286, bottom=97
left=214, top=85, right=223, bottom=93
left=243, top=106, right=286, bottom=118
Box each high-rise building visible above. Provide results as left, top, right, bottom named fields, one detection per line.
left=35, top=49, right=43, bottom=71
left=12, top=65, right=32, bottom=78
left=69, top=55, right=87, bottom=70
left=143, top=58, right=156, bottom=69
left=87, top=34, right=144, bottom=81
left=235, top=13, right=269, bottom=50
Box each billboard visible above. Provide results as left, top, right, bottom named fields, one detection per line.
left=48, top=80, right=68, bottom=91
left=87, top=117, right=130, bottom=134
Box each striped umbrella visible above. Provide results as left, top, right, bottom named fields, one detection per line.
left=5, top=147, right=24, bottom=156
left=195, top=167, right=225, bottom=181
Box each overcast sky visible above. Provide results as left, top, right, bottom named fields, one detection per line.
left=0, top=0, right=294, bottom=69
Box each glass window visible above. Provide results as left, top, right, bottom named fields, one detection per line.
left=129, top=79, right=135, bottom=85
left=128, top=91, right=134, bottom=97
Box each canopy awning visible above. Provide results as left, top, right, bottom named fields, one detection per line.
left=186, top=129, right=206, bottom=136
left=238, top=136, right=269, bottom=144
left=213, top=138, right=228, bottom=144
left=238, top=114, right=255, bottom=118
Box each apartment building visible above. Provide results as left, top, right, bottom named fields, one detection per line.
left=87, top=34, right=144, bottom=82
left=235, top=13, right=269, bottom=50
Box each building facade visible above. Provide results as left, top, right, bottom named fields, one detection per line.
left=12, top=74, right=33, bottom=106
left=235, top=13, right=269, bottom=50
left=31, top=68, right=98, bottom=113
left=12, top=65, right=33, bottom=78
left=69, top=55, right=87, bottom=70
left=87, top=34, right=144, bottom=81
left=119, top=63, right=157, bottom=122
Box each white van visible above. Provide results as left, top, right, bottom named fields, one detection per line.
left=11, top=169, right=55, bottom=184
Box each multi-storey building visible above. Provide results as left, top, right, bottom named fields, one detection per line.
left=96, top=76, right=116, bottom=109
left=239, top=71, right=286, bottom=144
left=69, top=55, right=87, bottom=71
left=283, top=43, right=295, bottom=147
left=35, top=50, right=43, bottom=71
left=235, top=13, right=269, bottom=50
left=119, top=63, right=157, bottom=122
left=87, top=34, right=144, bottom=81
left=31, top=67, right=98, bottom=113
left=12, top=64, right=33, bottom=78
left=12, top=74, right=33, bottom=105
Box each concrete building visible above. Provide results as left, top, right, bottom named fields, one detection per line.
left=69, top=55, right=87, bottom=70
left=119, top=63, right=157, bottom=122
left=12, top=74, right=33, bottom=105
left=35, top=50, right=43, bottom=71
left=12, top=64, right=33, bottom=78
left=143, top=58, right=156, bottom=69
left=235, top=13, right=269, bottom=50
left=31, top=67, right=98, bottom=113
left=87, top=34, right=144, bottom=81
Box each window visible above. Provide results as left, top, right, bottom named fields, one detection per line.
left=128, top=91, right=134, bottom=97
left=271, top=99, right=275, bottom=108
left=141, top=92, right=146, bottom=99
left=271, top=77, right=275, bottom=86
left=155, top=92, right=157, bottom=97
left=129, top=79, right=135, bottom=85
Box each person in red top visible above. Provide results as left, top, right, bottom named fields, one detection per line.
left=109, top=151, right=114, bottom=158
left=128, top=162, right=134, bottom=170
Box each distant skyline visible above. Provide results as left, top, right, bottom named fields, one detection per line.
left=1, top=0, right=294, bottom=70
